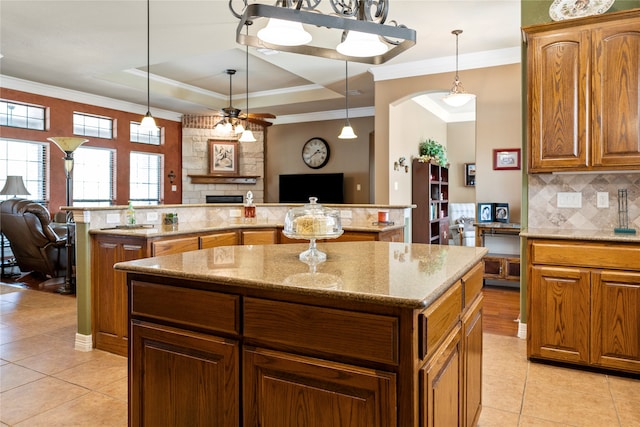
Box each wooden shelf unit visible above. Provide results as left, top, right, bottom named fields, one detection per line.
left=475, top=222, right=521, bottom=284
left=412, top=159, right=449, bottom=244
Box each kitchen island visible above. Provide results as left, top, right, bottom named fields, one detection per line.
left=116, top=241, right=487, bottom=426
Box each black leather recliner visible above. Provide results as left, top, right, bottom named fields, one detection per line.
left=0, top=199, right=70, bottom=278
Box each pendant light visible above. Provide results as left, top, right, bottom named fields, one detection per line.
left=336, top=29, right=388, bottom=57
left=442, top=29, right=475, bottom=108
left=258, top=18, right=312, bottom=46
left=239, top=35, right=256, bottom=143
left=338, top=61, right=357, bottom=140
left=139, top=0, right=157, bottom=133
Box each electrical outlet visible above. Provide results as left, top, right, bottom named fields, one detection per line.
left=557, top=192, right=582, bottom=208
left=597, top=192, right=609, bottom=208
left=146, top=212, right=159, bottom=221
left=340, top=210, right=352, bottom=219
left=229, top=209, right=241, bottom=218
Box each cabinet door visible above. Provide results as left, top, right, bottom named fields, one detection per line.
left=241, top=229, right=277, bottom=245
left=591, top=270, right=640, bottom=373
left=529, top=265, right=590, bottom=364
left=527, top=29, right=590, bottom=172
left=130, top=321, right=239, bottom=427
left=462, top=295, right=483, bottom=427
left=151, top=236, right=199, bottom=256
left=244, top=347, right=396, bottom=427
left=592, top=21, right=640, bottom=168
left=419, top=325, right=462, bottom=427
left=93, top=237, right=145, bottom=356
left=199, top=231, right=238, bottom=249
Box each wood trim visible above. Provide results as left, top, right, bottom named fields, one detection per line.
left=188, top=175, right=259, bottom=184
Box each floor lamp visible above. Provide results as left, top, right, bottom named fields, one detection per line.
left=48, top=137, right=88, bottom=294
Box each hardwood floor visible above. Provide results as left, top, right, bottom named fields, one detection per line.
left=482, top=284, right=521, bottom=336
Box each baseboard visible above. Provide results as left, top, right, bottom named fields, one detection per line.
left=75, top=333, right=93, bottom=352
left=517, top=322, right=527, bottom=340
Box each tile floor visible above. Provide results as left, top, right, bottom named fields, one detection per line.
left=1, top=283, right=639, bottom=426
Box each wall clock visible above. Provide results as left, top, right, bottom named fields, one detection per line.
left=302, top=137, right=330, bottom=169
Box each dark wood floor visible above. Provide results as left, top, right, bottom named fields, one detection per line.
left=2, top=269, right=522, bottom=336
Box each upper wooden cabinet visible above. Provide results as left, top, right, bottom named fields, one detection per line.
left=524, top=9, right=640, bottom=173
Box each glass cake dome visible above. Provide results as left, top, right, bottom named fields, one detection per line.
left=283, top=197, right=343, bottom=262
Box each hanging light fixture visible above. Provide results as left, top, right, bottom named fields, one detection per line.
left=338, top=61, right=357, bottom=140
left=139, top=0, right=157, bottom=133
left=232, top=1, right=416, bottom=65
left=442, top=29, right=475, bottom=107
left=239, top=33, right=257, bottom=143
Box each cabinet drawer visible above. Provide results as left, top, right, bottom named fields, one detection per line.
left=530, top=240, right=640, bottom=270
left=462, top=262, right=483, bottom=308
left=131, top=281, right=240, bottom=335
left=244, top=298, right=398, bottom=365
left=199, top=231, right=238, bottom=249
left=241, top=229, right=277, bottom=245
left=151, top=236, right=199, bottom=256
left=418, top=280, right=462, bottom=360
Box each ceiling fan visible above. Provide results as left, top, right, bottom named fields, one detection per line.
left=216, top=69, right=276, bottom=128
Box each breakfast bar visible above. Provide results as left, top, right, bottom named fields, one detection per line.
left=116, top=241, right=487, bottom=426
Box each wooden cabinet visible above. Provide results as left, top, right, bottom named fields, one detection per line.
left=130, top=321, right=239, bottom=427
left=126, top=258, right=484, bottom=426
left=412, top=159, right=449, bottom=244
left=200, top=230, right=238, bottom=248
left=527, top=239, right=640, bottom=374
left=524, top=9, right=640, bottom=172
left=475, top=223, right=520, bottom=284
left=244, top=347, right=396, bottom=427
left=240, top=228, right=277, bottom=245
left=92, top=235, right=146, bottom=356
left=591, top=270, right=640, bottom=373
left=151, top=235, right=199, bottom=256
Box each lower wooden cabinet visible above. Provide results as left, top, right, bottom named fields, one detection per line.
left=462, top=294, right=483, bottom=427
left=420, top=325, right=462, bottom=427
left=527, top=239, right=640, bottom=374
left=130, top=321, right=239, bottom=427
left=482, top=255, right=520, bottom=282
left=244, top=347, right=397, bottom=427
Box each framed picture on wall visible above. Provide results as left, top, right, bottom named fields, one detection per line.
left=495, top=203, right=509, bottom=223
left=478, top=202, right=494, bottom=223
left=493, top=148, right=521, bottom=170
left=464, top=163, right=476, bottom=186
left=209, top=140, right=238, bottom=175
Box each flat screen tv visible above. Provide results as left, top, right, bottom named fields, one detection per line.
left=279, top=173, right=344, bottom=204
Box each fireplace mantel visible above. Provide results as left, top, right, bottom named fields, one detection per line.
left=188, top=175, right=259, bottom=184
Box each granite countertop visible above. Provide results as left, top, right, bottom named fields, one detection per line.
left=115, top=241, right=488, bottom=308
left=522, top=227, right=640, bottom=243
left=90, top=220, right=405, bottom=238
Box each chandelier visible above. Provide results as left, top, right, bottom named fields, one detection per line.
left=229, top=0, right=416, bottom=65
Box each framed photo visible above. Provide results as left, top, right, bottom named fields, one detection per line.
left=464, top=163, right=476, bottom=186
left=478, top=202, right=494, bottom=223
left=209, top=140, right=238, bottom=175
left=493, top=148, right=521, bottom=170
left=495, top=203, right=509, bottom=223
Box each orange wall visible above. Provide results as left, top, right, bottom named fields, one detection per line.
left=0, top=88, right=183, bottom=214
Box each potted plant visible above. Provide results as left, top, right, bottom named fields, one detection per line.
left=417, top=138, right=448, bottom=167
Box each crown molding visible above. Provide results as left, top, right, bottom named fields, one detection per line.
left=369, top=47, right=521, bottom=82
left=273, top=106, right=374, bottom=125
left=0, top=74, right=183, bottom=122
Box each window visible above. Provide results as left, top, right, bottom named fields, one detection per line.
left=130, top=152, right=162, bottom=205
left=73, top=147, right=115, bottom=206
left=0, top=139, right=46, bottom=202
left=73, top=112, right=113, bottom=139
left=130, top=121, right=162, bottom=145
left=0, top=100, right=46, bottom=130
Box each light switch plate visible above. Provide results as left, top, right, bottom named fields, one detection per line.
left=340, top=210, right=352, bottom=219
left=146, top=212, right=159, bottom=221
left=229, top=209, right=241, bottom=218
left=597, top=192, right=609, bottom=208
left=106, top=213, right=120, bottom=223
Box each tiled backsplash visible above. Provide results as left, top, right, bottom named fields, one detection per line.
left=528, top=173, right=640, bottom=230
